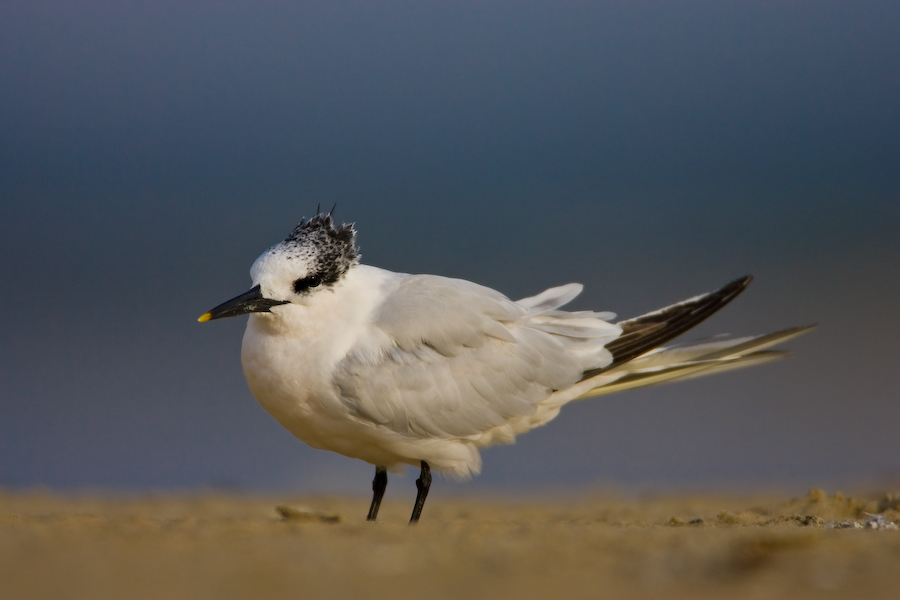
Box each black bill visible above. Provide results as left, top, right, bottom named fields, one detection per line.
left=198, top=285, right=289, bottom=322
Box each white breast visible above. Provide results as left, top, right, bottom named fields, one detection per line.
left=241, top=265, right=385, bottom=418
left=239, top=265, right=478, bottom=474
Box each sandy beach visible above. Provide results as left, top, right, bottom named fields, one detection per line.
left=2, top=487, right=898, bottom=600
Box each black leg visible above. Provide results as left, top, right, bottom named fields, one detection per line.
left=367, top=466, right=387, bottom=522
left=409, top=461, right=432, bottom=524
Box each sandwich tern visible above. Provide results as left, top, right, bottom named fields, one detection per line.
left=199, top=211, right=812, bottom=523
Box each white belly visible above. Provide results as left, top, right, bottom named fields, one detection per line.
left=240, top=307, right=482, bottom=478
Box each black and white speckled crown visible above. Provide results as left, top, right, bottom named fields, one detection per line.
left=282, top=212, right=360, bottom=287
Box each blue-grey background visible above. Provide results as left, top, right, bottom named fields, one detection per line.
left=2, top=1, right=898, bottom=499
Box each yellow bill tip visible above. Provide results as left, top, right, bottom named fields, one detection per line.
left=197, top=312, right=212, bottom=323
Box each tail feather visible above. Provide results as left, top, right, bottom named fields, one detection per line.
left=576, top=325, right=815, bottom=399
left=615, top=324, right=816, bottom=368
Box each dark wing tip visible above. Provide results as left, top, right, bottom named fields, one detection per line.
left=719, top=275, right=753, bottom=296
left=731, top=274, right=753, bottom=290
left=583, top=275, right=755, bottom=379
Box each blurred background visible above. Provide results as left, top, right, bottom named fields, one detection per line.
left=1, top=1, right=898, bottom=500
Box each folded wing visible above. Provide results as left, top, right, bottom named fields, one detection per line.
left=333, top=275, right=620, bottom=439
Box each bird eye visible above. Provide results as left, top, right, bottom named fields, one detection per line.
left=293, top=274, right=321, bottom=294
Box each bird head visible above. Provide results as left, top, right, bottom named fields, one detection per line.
left=198, top=212, right=360, bottom=322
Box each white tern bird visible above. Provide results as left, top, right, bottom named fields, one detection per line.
left=199, top=211, right=812, bottom=523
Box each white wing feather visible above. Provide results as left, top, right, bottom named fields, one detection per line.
left=333, top=275, right=621, bottom=439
